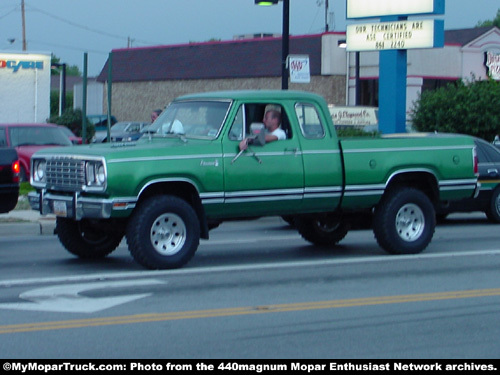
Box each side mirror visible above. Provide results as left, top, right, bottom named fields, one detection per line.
left=253, top=130, right=266, bottom=146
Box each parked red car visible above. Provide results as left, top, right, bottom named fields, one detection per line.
left=0, top=123, right=72, bottom=181
left=58, top=126, right=83, bottom=144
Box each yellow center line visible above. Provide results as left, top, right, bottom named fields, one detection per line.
left=1, top=288, right=499, bottom=334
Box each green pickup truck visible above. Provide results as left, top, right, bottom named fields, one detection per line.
left=28, top=91, right=479, bottom=269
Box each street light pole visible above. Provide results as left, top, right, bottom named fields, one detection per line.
left=281, top=0, right=289, bottom=90
left=51, top=63, right=67, bottom=115
left=255, top=0, right=290, bottom=90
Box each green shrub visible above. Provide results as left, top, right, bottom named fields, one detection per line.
left=410, top=78, right=500, bottom=141
left=48, top=108, right=95, bottom=142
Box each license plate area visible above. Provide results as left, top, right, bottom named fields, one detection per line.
left=53, top=200, right=68, bottom=217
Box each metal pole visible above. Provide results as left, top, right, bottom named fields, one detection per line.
left=106, top=52, right=113, bottom=142
left=82, top=53, right=88, bottom=144
left=281, top=0, right=289, bottom=90
left=58, top=72, right=63, bottom=116
left=325, top=0, right=329, bottom=32
left=21, top=0, right=27, bottom=51
left=61, top=63, right=66, bottom=113
left=355, top=52, right=361, bottom=105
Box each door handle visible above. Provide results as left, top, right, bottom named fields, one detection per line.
left=285, top=148, right=299, bottom=155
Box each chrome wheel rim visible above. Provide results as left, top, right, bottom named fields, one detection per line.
left=395, top=203, right=425, bottom=242
left=150, top=213, right=186, bottom=256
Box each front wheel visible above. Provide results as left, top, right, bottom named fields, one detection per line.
left=56, top=218, right=124, bottom=259
left=373, top=187, right=435, bottom=255
left=126, top=195, right=200, bottom=269
left=485, top=187, right=500, bottom=223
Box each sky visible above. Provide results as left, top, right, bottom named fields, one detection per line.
left=0, top=0, right=499, bottom=77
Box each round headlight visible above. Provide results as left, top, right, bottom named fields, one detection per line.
left=97, top=165, right=106, bottom=184
left=34, top=160, right=46, bottom=181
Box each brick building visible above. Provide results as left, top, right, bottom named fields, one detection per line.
left=97, top=27, right=500, bottom=124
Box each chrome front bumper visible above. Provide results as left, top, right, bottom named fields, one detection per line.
left=28, top=191, right=136, bottom=220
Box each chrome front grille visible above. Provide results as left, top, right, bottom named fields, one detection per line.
left=46, top=158, right=86, bottom=191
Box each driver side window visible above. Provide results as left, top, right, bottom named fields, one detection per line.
left=228, top=103, right=290, bottom=141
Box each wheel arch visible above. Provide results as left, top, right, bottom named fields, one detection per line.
left=137, top=178, right=209, bottom=239
left=385, top=169, right=440, bottom=206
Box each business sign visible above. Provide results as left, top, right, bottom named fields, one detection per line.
left=485, top=51, right=500, bottom=80
left=0, top=59, right=44, bottom=73
left=346, top=19, right=444, bottom=51
left=288, top=55, right=310, bottom=83
left=347, top=0, right=444, bottom=19
left=329, top=106, right=378, bottom=126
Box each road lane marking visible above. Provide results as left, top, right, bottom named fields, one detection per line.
left=0, top=279, right=164, bottom=313
left=1, top=288, right=499, bottom=334
left=1, top=249, right=499, bottom=289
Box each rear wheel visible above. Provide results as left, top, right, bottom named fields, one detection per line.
left=373, top=187, right=435, bottom=255
left=485, top=187, right=500, bottom=223
left=127, top=195, right=200, bottom=269
left=56, top=218, right=124, bottom=259
left=295, top=214, right=349, bottom=247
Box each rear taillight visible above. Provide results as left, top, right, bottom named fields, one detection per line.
left=473, top=147, right=479, bottom=175
left=12, top=160, right=20, bottom=183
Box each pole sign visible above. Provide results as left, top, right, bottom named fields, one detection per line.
left=347, top=0, right=444, bottom=19
left=346, top=19, right=444, bottom=51
left=288, top=55, right=310, bottom=83
left=485, top=51, right=500, bottom=80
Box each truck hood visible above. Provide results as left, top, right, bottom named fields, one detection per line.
left=31, top=137, right=220, bottom=161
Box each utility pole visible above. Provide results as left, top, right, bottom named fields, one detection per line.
left=21, top=0, right=27, bottom=50
left=325, top=0, right=329, bottom=32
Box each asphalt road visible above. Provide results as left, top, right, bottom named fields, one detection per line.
left=0, top=215, right=499, bottom=359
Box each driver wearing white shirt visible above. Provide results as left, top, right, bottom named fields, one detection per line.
left=239, top=109, right=285, bottom=151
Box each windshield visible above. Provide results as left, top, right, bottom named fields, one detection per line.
left=9, top=126, right=73, bottom=147
left=147, top=100, right=231, bottom=139
left=110, top=122, right=129, bottom=132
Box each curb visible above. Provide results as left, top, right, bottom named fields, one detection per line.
left=0, top=211, right=56, bottom=237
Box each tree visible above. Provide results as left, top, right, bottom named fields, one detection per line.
left=476, top=8, right=500, bottom=28
left=410, top=78, right=500, bottom=142
left=50, top=55, right=81, bottom=76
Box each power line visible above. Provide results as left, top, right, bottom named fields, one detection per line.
left=0, top=7, right=16, bottom=21
left=29, top=39, right=109, bottom=55
left=25, top=3, right=160, bottom=46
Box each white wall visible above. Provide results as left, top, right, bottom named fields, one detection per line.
left=73, top=80, right=104, bottom=115
left=462, top=29, right=500, bottom=80
left=0, top=52, right=51, bottom=123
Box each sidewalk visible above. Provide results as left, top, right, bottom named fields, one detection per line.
left=0, top=209, right=56, bottom=237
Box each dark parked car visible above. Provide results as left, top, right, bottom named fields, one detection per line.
left=87, top=114, right=117, bottom=132
left=493, top=139, right=500, bottom=150
left=439, top=137, right=500, bottom=222
left=0, top=148, right=20, bottom=213
left=0, top=123, right=73, bottom=181
left=94, top=121, right=150, bottom=143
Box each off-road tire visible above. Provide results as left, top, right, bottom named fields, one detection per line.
left=126, top=195, right=200, bottom=269
left=374, top=187, right=435, bottom=255
left=56, top=217, right=124, bottom=259
left=295, top=214, right=349, bottom=247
